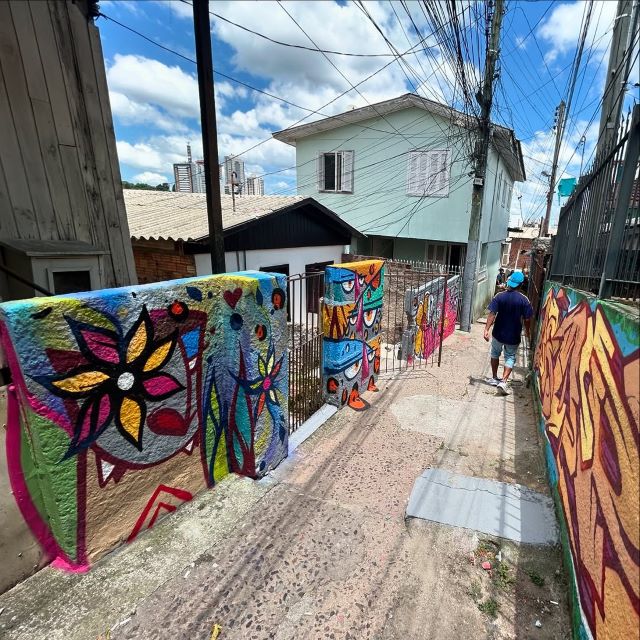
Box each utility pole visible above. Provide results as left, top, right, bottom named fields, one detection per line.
left=460, top=0, right=505, bottom=332
left=598, top=0, right=636, bottom=152
left=193, top=0, right=226, bottom=274
left=540, top=101, right=565, bottom=238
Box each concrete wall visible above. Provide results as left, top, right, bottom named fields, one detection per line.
left=0, top=271, right=288, bottom=576
left=323, top=260, right=384, bottom=410
left=473, top=240, right=503, bottom=319
left=533, top=283, right=639, bottom=640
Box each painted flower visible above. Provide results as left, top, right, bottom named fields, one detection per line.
left=234, top=340, right=285, bottom=419
left=38, top=306, right=183, bottom=455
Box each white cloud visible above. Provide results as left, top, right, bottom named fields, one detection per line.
left=132, top=171, right=169, bottom=185
left=109, top=91, right=186, bottom=132
left=538, top=1, right=616, bottom=63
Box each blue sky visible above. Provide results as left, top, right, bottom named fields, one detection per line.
left=97, top=1, right=636, bottom=227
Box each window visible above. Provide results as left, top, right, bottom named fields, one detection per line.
left=478, top=243, right=488, bottom=282
left=42, top=258, right=101, bottom=296
left=406, top=149, right=451, bottom=197
left=506, top=184, right=513, bottom=211
left=52, top=270, right=92, bottom=295
left=501, top=242, right=511, bottom=266
left=318, top=151, right=354, bottom=193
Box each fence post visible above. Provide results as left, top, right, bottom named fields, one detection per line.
left=437, top=275, right=448, bottom=367
left=598, top=105, right=640, bottom=298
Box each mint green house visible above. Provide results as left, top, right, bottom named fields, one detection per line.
left=272, top=94, right=526, bottom=317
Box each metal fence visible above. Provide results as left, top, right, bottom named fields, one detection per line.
left=286, top=272, right=324, bottom=434
left=378, top=266, right=460, bottom=374
left=549, top=105, right=640, bottom=300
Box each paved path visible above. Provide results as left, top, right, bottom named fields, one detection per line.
left=0, top=324, right=571, bottom=640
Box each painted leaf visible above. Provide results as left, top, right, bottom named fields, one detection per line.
left=142, top=374, right=183, bottom=400
left=126, top=308, right=152, bottom=364
left=52, top=370, right=109, bottom=395
left=186, top=286, right=203, bottom=302
left=143, top=336, right=175, bottom=372
left=79, top=328, right=120, bottom=364
left=147, top=408, right=188, bottom=436
left=117, top=396, right=145, bottom=448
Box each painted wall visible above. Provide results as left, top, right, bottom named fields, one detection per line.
left=401, top=274, right=460, bottom=363
left=323, top=260, right=384, bottom=410
left=534, top=283, right=639, bottom=640
left=294, top=107, right=515, bottom=245
left=0, top=271, right=288, bottom=572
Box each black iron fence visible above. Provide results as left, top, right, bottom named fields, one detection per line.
left=287, top=272, right=324, bottom=434
left=549, top=105, right=640, bottom=300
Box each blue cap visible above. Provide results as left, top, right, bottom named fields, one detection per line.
left=506, top=271, right=525, bottom=288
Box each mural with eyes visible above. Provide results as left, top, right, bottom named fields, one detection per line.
left=323, top=260, right=384, bottom=411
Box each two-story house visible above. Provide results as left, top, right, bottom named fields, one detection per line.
left=272, top=93, right=526, bottom=317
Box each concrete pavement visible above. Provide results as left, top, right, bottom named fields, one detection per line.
left=0, top=323, right=571, bottom=639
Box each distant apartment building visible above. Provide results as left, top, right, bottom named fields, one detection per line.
left=224, top=155, right=245, bottom=194
left=173, top=144, right=206, bottom=193
left=246, top=175, right=265, bottom=196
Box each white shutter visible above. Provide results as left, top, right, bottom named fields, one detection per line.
left=317, top=153, right=325, bottom=191
left=434, top=149, right=450, bottom=196
left=340, top=151, right=354, bottom=193
left=406, top=151, right=420, bottom=196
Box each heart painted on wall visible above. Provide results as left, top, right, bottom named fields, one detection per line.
left=147, top=408, right=189, bottom=436
left=223, top=288, right=242, bottom=309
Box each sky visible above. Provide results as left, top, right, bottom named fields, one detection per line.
left=97, top=0, right=637, bottom=228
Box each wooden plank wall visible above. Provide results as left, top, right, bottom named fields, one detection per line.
left=0, top=0, right=137, bottom=287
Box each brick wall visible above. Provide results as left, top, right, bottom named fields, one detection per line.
left=508, top=238, right=534, bottom=270
left=132, top=239, right=197, bottom=284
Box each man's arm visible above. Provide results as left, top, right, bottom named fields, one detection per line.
left=484, top=312, right=496, bottom=342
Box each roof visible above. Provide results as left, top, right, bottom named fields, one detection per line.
left=508, top=225, right=558, bottom=240
left=272, top=93, right=526, bottom=182
left=123, top=190, right=364, bottom=242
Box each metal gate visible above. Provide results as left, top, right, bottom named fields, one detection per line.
left=378, top=265, right=462, bottom=373
left=287, top=271, right=324, bottom=434
left=285, top=264, right=462, bottom=433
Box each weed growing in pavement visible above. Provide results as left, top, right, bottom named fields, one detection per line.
left=526, top=568, right=545, bottom=587
left=495, top=561, right=515, bottom=591
left=467, top=579, right=482, bottom=602
left=478, top=598, right=500, bottom=618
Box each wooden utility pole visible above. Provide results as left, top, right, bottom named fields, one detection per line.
left=193, top=0, right=226, bottom=274
left=598, top=0, right=636, bottom=152
left=460, top=0, right=505, bottom=332
left=540, top=101, right=565, bottom=238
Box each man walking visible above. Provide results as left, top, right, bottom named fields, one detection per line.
left=483, top=271, right=533, bottom=395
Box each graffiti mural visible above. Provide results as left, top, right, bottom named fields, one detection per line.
left=534, top=283, right=639, bottom=640
left=323, top=260, right=384, bottom=410
left=401, top=274, right=460, bottom=362
left=0, top=271, right=288, bottom=570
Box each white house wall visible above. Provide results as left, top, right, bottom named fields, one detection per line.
left=195, top=245, right=345, bottom=322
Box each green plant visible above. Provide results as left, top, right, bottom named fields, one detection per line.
left=478, top=598, right=499, bottom=618
left=526, top=568, right=545, bottom=587
left=495, top=561, right=515, bottom=591
left=467, top=579, right=482, bottom=602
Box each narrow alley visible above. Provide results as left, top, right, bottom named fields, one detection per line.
left=0, top=324, right=570, bottom=640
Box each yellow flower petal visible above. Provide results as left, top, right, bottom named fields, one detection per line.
left=267, top=352, right=275, bottom=372
left=52, top=370, right=109, bottom=394
left=127, top=320, right=148, bottom=363
left=143, top=340, right=172, bottom=372
left=119, top=396, right=143, bottom=445
left=269, top=389, right=277, bottom=403
left=258, top=356, right=266, bottom=377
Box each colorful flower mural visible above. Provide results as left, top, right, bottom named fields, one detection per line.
left=534, top=283, right=639, bottom=640
left=323, top=260, right=384, bottom=410
left=0, top=271, right=288, bottom=571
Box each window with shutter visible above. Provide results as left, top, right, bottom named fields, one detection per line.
left=318, top=151, right=354, bottom=193
left=406, top=149, right=451, bottom=197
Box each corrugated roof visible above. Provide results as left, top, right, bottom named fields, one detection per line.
left=124, top=191, right=304, bottom=241
left=272, top=93, right=526, bottom=182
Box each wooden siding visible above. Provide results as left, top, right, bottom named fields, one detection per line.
left=0, top=0, right=136, bottom=287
